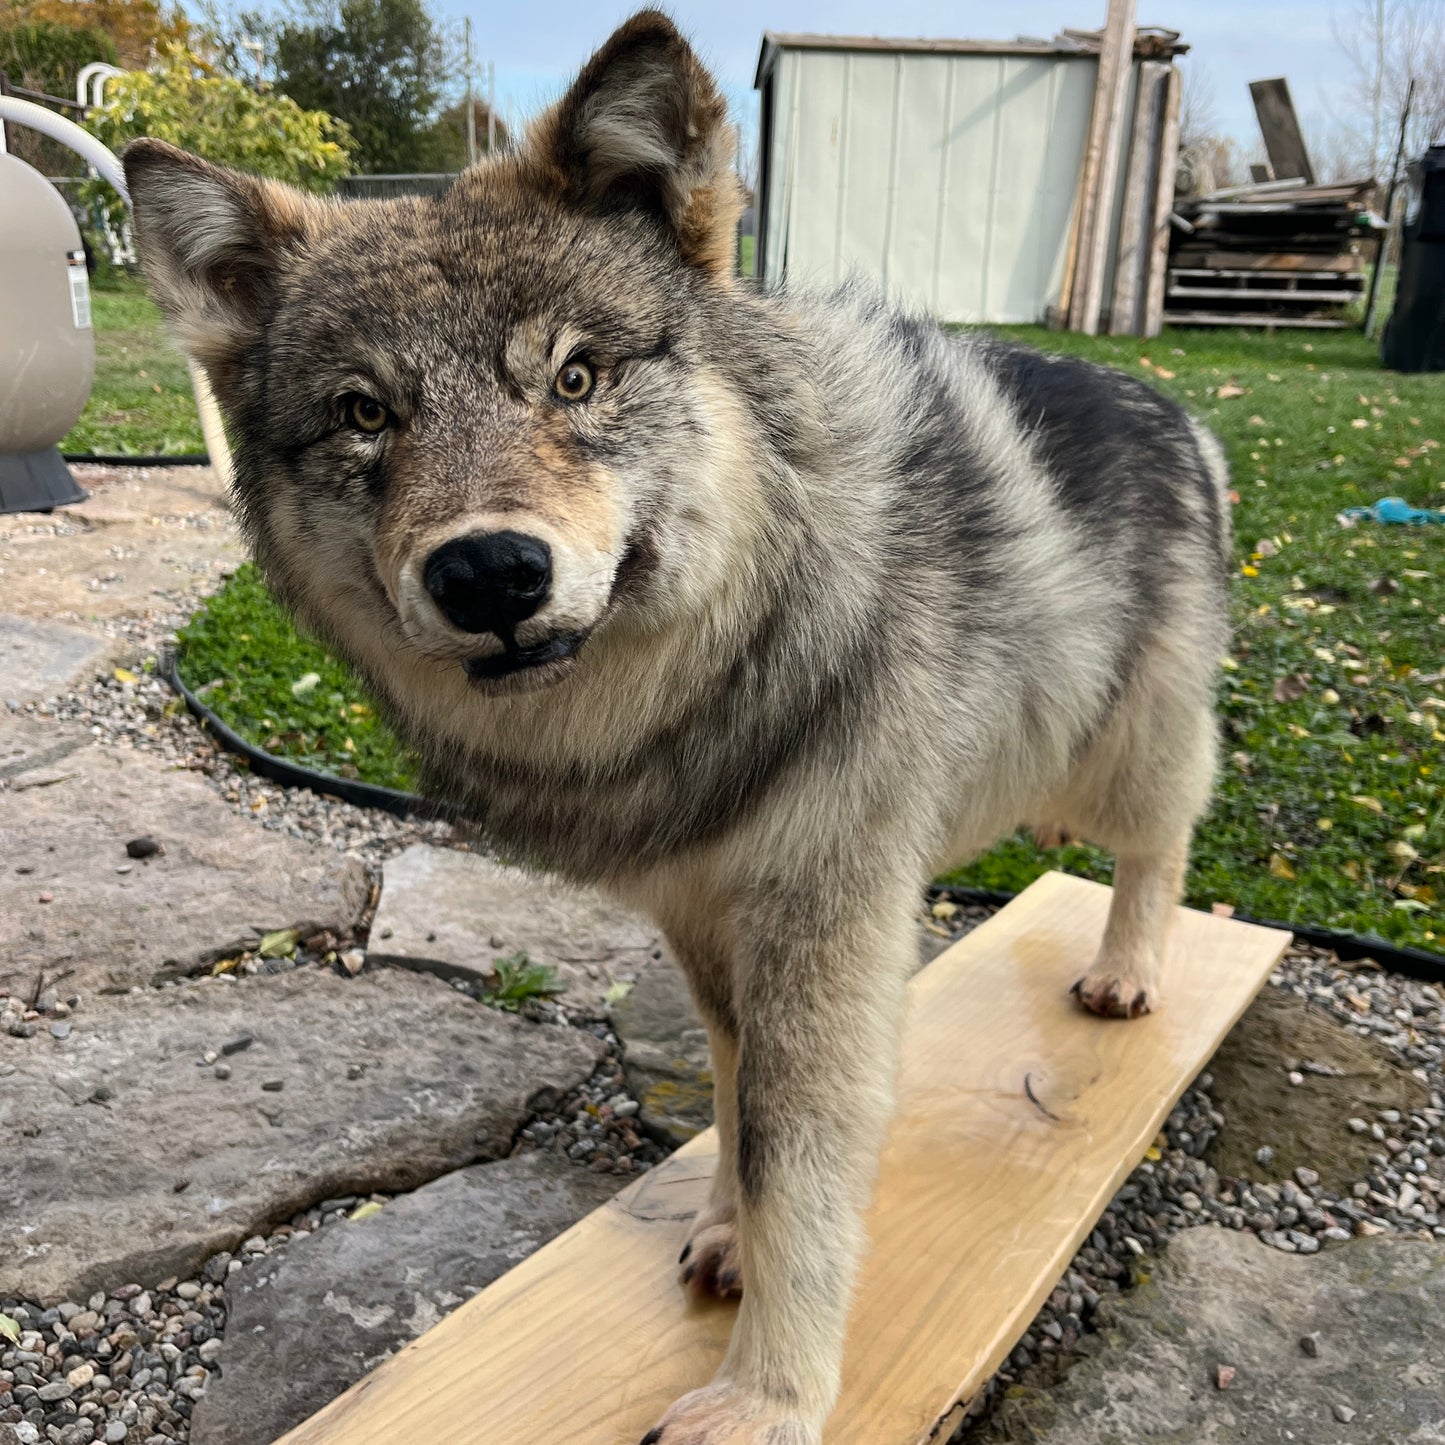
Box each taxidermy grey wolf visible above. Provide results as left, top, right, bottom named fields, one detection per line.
left=124, top=11, right=1230, bottom=1441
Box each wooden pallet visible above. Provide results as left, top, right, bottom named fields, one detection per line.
left=277, top=872, right=1290, bottom=1445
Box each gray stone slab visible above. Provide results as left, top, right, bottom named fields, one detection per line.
left=611, top=953, right=714, bottom=1146
left=189, top=1152, right=622, bottom=1445
left=1, top=743, right=370, bottom=997
left=0, top=712, right=89, bottom=781
left=0, top=613, right=109, bottom=707
left=1204, top=989, right=1431, bottom=1192
left=975, top=1227, right=1445, bottom=1444
left=0, top=966, right=604, bottom=1304
left=368, top=844, right=669, bottom=1016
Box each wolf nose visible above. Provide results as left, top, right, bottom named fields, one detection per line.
left=422, top=531, right=551, bottom=636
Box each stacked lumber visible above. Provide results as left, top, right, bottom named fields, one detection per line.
left=1166, top=178, right=1381, bottom=328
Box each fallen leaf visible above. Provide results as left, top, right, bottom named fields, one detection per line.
left=1272, top=674, right=1310, bottom=703
left=603, top=981, right=634, bottom=1006
left=259, top=928, right=299, bottom=959
left=1269, top=854, right=1296, bottom=880
left=349, top=1200, right=384, bottom=1222
left=1217, top=382, right=1246, bottom=400
left=113, top=667, right=138, bottom=684
left=1350, top=795, right=1385, bottom=813
left=0, top=1313, right=19, bottom=1344
left=290, top=671, right=321, bottom=697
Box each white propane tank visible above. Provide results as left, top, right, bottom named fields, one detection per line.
left=0, top=150, right=94, bottom=510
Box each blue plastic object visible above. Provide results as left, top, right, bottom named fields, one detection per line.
left=1339, top=495, right=1445, bottom=525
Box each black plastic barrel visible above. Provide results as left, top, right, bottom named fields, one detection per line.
left=1381, top=145, right=1445, bottom=372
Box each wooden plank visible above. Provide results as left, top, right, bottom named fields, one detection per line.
left=1142, top=62, right=1181, bottom=338
left=1163, top=310, right=1352, bottom=328
left=1171, top=262, right=1365, bottom=279
left=1108, top=60, right=1167, bottom=335
left=1247, top=79, right=1316, bottom=184
left=1067, top=0, right=1138, bottom=334
left=1173, top=249, right=1368, bottom=272
left=279, top=873, right=1289, bottom=1445
left=1166, top=285, right=1363, bottom=302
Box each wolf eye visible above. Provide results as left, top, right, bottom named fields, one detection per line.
left=347, top=395, right=391, bottom=434
left=553, top=360, right=595, bottom=402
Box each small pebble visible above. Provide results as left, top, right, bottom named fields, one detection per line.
left=1299, top=1331, right=1322, bottom=1358
left=1333, top=1403, right=1357, bottom=1423
left=125, top=836, right=161, bottom=859
left=1215, top=1364, right=1236, bottom=1390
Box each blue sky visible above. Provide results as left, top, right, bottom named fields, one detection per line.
left=441, top=2, right=1359, bottom=157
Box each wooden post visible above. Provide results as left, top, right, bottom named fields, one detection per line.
left=1142, top=64, right=1182, bottom=339
left=1248, top=78, right=1315, bottom=185
left=1109, top=61, right=1166, bottom=336
left=1067, top=0, right=1138, bottom=334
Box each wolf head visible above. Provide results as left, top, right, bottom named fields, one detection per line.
left=124, top=12, right=781, bottom=698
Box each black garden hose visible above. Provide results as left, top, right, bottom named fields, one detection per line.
left=930, top=883, right=1445, bottom=987
left=66, top=453, right=211, bottom=467
left=166, top=656, right=450, bottom=822
left=166, top=654, right=1445, bottom=987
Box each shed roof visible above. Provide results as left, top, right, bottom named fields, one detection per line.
left=753, top=27, right=1187, bottom=88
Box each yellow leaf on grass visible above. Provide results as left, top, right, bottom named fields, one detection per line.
left=1350, top=795, right=1385, bottom=813
left=1269, top=854, right=1296, bottom=880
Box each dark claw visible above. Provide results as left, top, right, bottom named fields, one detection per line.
left=678, top=1243, right=692, bottom=1265
left=718, top=1268, right=739, bottom=1291
left=1069, top=978, right=1083, bottom=997
left=640, top=1431, right=663, bottom=1445
left=681, top=1264, right=696, bottom=1285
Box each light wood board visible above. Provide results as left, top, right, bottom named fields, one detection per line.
left=278, top=871, right=1289, bottom=1445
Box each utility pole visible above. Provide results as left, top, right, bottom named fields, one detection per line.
left=486, top=60, right=495, bottom=154
left=240, top=36, right=264, bottom=92
left=464, top=18, right=477, bottom=166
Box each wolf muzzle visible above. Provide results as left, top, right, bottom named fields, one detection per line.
left=422, top=530, right=551, bottom=641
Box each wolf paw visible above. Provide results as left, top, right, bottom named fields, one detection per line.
left=678, top=1212, right=743, bottom=1298
left=1071, top=968, right=1155, bottom=1019
left=639, top=1383, right=818, bottom=1445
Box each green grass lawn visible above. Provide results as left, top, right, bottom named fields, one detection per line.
left=150, top=283, right=1441, bottom=948
left=942, top=324, right=1444, bottom=949
left=62, top=270, right=206, bottom=456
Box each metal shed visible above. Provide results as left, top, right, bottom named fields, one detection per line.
left=753, top=29, right=1184, bottom=325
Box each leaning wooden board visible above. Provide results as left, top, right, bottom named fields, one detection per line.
left=278, top=871, right=1289, bottom=1445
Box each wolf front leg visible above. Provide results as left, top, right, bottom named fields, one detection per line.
left=642, top=889, right=914, bottom=1445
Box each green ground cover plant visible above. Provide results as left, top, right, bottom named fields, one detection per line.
left=176, top=563, right=419, bottom=792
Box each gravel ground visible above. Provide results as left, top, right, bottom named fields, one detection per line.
left=0, top=1012, right=664, bottom=1445
left=10, top=597, right=1445, bottom=1441
left=952, top=941, right=1444, bottom=1438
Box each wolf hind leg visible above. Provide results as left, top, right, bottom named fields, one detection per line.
left=1064, top=672, right=1217, bottom=1019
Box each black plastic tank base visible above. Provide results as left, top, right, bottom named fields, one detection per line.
left=1382, top=145, right=1445, bottom=373
left=0, top=447, right=89, bottom=514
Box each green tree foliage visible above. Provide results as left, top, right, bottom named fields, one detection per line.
left=0, top=15, right=116, bottom=170
left=84, top=43, right=353, bottom=220
left=264, top=0, right=453, bottom=174
left=424, top=96, right=508, bottom=170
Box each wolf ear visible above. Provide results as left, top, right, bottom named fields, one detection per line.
left=527, top=10, right=742, bottom=279
left=122, top=139, right=318, bottom=388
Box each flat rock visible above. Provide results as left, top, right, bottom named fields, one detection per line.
left=0, top=712, right=89, bottom=781
left=368, top=844, right=670, bottom=1016
left=0, top=742, right=370, bottom=996
left=189, top=1152, right=622, bottom=1445
left=1204, top=988, right=1431, bottom=1192
left=0, top=464, right=239, bottom=629
left=610, top=953, right=714, bottom=1146
left=976, top=1227, right=1445, bottom=1444
left=0, top=613, right=110, bottom=707
left=0, top=966, right=604, bottom=1304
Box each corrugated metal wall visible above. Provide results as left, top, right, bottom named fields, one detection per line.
left=758, top=48, right=1138, bottom=325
